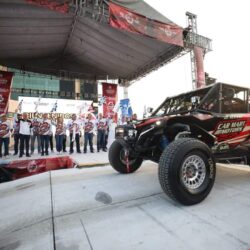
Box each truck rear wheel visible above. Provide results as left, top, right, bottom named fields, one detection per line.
left=159, top=138, right=216, bottom=205
left=109, top=140, right=143, bottom=174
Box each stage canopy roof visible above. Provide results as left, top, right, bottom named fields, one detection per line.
left=0, top=0, right=185, bottom=84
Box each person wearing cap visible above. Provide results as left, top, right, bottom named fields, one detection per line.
left=0, top=114, right=12, bottom=158
left=13, top=111, right=22, bottom=156
left=19, top=112, right=33, bottom=157
left=39, top=113, right=52, bottom=156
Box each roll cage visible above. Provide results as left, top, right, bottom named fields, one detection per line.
left=152, top=83, right=250, bottom=116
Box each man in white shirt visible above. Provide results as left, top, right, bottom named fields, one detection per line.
left=19, top=113, right=33, bottom=158
left=13, top=112, right=22, bottom=156
left=67, top=114, right=82, bottom=154
left=0, top=114, right=12, bottom=158
left=30, top=112, right=41, bottom=155
left=39, top=113, right=52, bottom=156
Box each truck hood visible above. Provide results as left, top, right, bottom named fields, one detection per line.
left=135, top=117, right=166, bottom=128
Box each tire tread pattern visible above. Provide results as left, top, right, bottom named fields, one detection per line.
left=159, top=138, right=213, bottom=204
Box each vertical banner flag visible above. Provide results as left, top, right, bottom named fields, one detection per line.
left=109, top=2, right=184, bottom=47
left=194, top=47, right=206, bottom=89
left=102, top=83, right=117, bottom=122
left=0, top=71, right=14, bottom=114
left=120, top=98, right=133, bottom=118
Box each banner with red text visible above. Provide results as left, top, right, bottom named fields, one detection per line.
left=194, top=47, right=206, bottom=89
left=109, top=2, right=183, bottom=47
left=0, top=71, right=13, bottom=114
left=102, top=83, right=117, bottom=122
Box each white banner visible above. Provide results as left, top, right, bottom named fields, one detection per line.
left=18, top=96, right=92, bottom=115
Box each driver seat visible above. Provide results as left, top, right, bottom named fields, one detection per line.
left=222, top=88, right=235, bottom=113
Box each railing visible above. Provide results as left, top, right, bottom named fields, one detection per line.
left=11, top=88, right=98, bottom=101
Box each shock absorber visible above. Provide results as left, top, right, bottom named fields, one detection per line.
left=124, top=149, right=130, bottom=173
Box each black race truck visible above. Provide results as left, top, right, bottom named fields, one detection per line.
left=108, top=83, right=250, bottom=205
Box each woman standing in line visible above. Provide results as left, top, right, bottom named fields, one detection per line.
left=55, top=117, right=66, bottom=154
left=39, top=113, right=52, bottom=156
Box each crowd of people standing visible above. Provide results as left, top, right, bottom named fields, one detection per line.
left=0, top=112, right=110, bottom=159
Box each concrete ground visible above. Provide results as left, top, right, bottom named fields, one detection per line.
left=0, top=162, right=250, bottom=250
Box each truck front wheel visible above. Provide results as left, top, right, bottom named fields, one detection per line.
left=109, top=140, right=143, bottom=174
left=159, top=138, right=216, bottom=205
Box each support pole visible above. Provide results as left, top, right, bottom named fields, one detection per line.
left=123, top=85, right=128, bottom=99
left=75, top=79, right=81, bottom=100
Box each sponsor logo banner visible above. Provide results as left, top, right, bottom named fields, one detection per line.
left=0, top=71, right=13, bottom=114
left=102, top=83, right=117, bottom=122
left=109, top=2, right=184, bottom=47
left=18, top=96, right=92, bottom=115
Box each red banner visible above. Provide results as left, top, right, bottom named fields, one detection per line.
left=0, top=71, right=13, bottom=114
left=26, top=0, right=70, bottom=14
left=109, top=2, right=183, bottom=47
left=3, top=156, right=74, bottom=180
left=194, top=47, right=206, bottom=89
left=102, top=83, right=117, bottom=122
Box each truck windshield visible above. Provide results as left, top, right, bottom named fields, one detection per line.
left=153, top=86, right=212, bottom=116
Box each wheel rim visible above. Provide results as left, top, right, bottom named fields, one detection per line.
left=119, top=149, right=136, bottom=165
left=180, top=155, right=206, bottom=190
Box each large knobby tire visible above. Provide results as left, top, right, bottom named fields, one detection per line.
left=159, top=138, right=216, bottom=205
left=0, top=168, right=12, bottom=183
left=109, top=140, right=143, bottom=174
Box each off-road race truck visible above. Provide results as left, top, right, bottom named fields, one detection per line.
left=108, top=82, right=250, bottom=205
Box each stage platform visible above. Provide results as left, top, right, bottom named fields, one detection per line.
left=0, top=147, right=109, bottom=182
left=0, top=147, right=109, bottom=167
left=0, top=162, right=250, bottom=250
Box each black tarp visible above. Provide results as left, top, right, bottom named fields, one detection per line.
left=0, top=0, right=184, bottom=83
